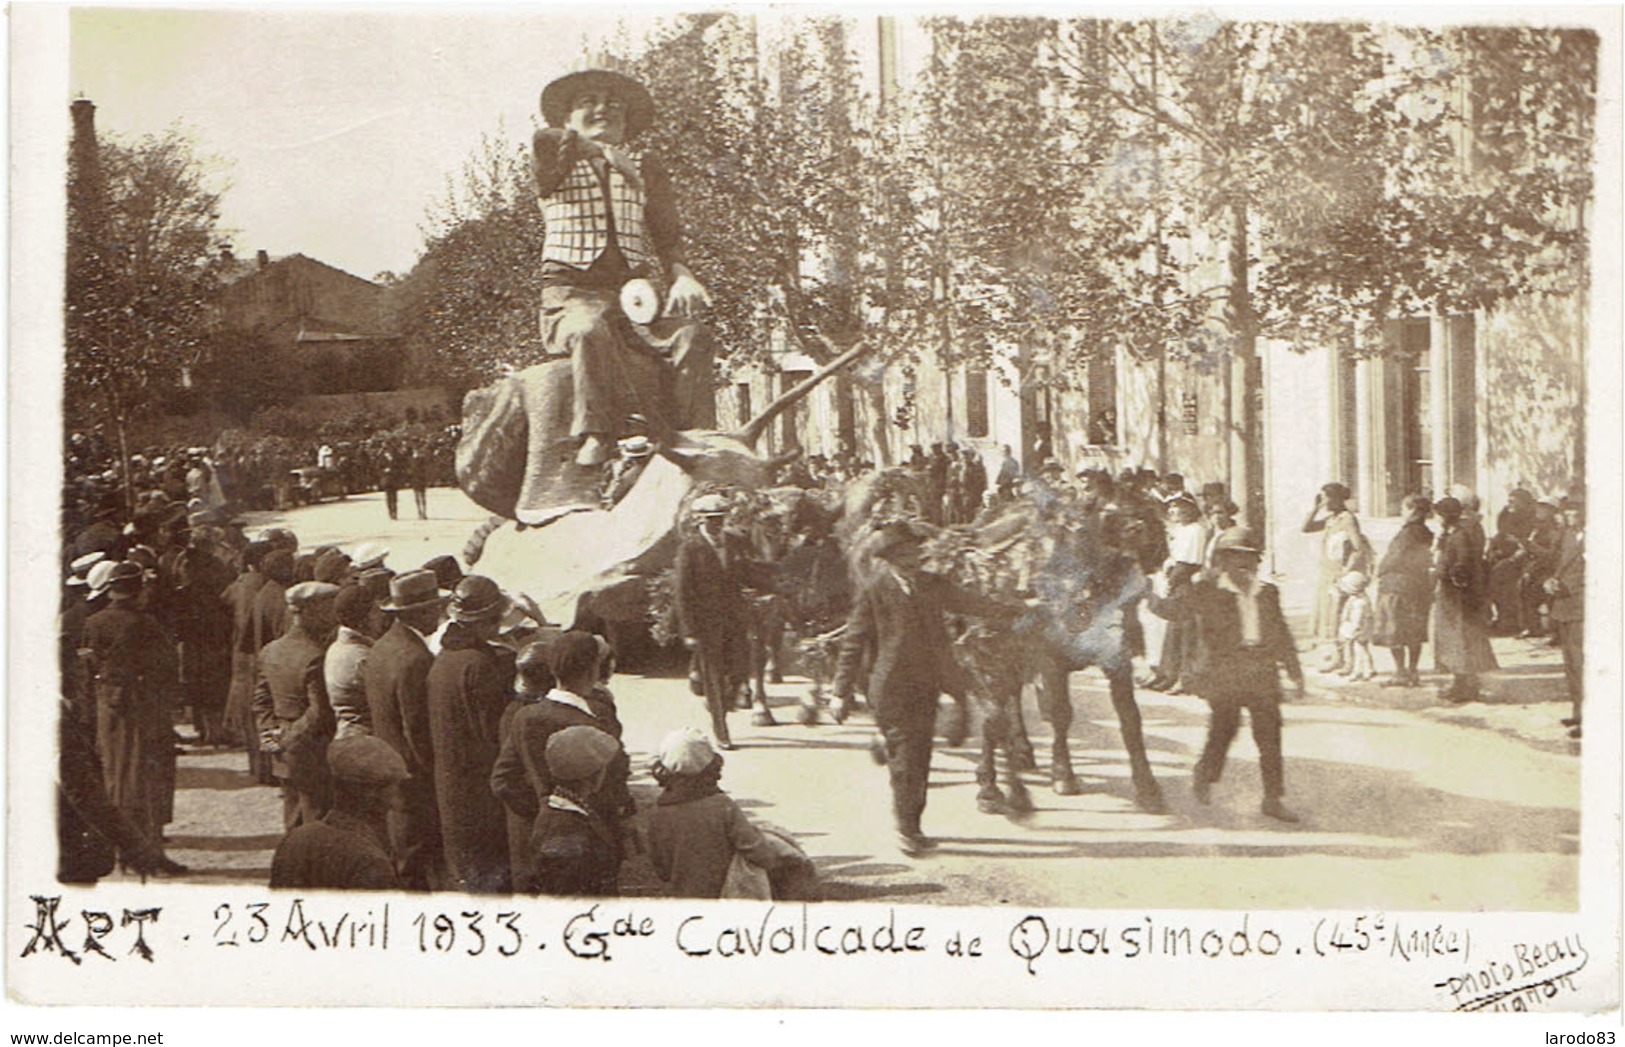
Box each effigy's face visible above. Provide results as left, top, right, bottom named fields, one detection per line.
left=567, top=91, right=627, bottom=144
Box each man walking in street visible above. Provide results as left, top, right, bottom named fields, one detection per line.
left=831, top=520, right=1014, bottom=856
left=1152, top=526, right=1305, bottom=823
left=675, top=493, right=773, bottom=748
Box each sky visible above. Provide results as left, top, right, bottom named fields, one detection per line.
left=68, top=8, right=670, bottom=280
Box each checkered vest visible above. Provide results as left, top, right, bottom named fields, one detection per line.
left=541, top=152, right=657, bottom=273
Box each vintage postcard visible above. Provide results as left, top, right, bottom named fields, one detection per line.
left=7, top=1, right=1621, bottom=1030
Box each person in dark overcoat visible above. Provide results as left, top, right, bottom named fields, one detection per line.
left=270, top=735, right=408, bottom=891
left=58, top=698, right=186, bottom=884
left=1431, top=497, right=1498, bottom=703
left=491, top=631, right=631, bottom=894
left=253, top=582, right=340, bottom=830
left=1150, top=526, right=1305, bottom=822
left=491, top=637, right=559, bottom=891
left=674, top=493, right=774, bottom=749
left=1372, top=495, right=1434, bottom=688
left=59, top=552, right=105, bottom=718
left=379, top=447, right=401, bottom=521
left=1545, top=496, right=1585, bottom=738
left=81, top=561, right=181, bottom=867
left=171, top=522, right=236, bottom=746
left=363, top=569, right=450, bottom=891
left=426, top=575, right=515, bottom=894
left=831, top=521, right=1014, bottom=856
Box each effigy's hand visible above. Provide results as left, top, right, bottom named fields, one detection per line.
left=665, top=266, right=712, bottom=319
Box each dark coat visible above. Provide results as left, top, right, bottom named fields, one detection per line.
left=491, top=693, right=630, bottom=891
left=832, top=565, right=1000, bottom=709
left=426, top=624, right=514, bottom=894
left=529, top=797, right=619, bottom=897
left=249, top=578, right=289, bottom=652
left=269, top=809, right=401, bottom=891
left=1373, top=519, right=1434, bottom=648
left=1548, top=530, right=1584, bottom=624
left=57, top=700, right=162, bottom=884
left=82, top=603, right=177, bottom=831
left=363, top=619, right=441, bottom=887
left=172, top=545, right=235, bottom=713
left=1433, top=524, right=1498, bottom=674
left=676, top=530, right=771, bottom=700
left=648, top=783, right=780, bottom=899
left=1152, top=577, right=1302, bottom=701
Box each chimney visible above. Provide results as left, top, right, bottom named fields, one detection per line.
left=220, top=246, right=235, bottom=265
left=257, top=250, right=270, bottom=269
left=71, top=98, right=97, bottom=137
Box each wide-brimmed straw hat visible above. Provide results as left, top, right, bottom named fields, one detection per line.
left=540, top=69, right=654, bottom=139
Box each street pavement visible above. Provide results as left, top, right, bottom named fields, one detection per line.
left=129, top=489, right=1580, bottom=910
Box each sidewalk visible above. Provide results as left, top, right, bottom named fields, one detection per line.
left=1292, top=631, right=1578, bottom=755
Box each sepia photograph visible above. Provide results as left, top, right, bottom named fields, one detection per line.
left=7, top=1, right=1621, bottom=1026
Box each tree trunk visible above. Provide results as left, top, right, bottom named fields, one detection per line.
left=1226, top=195, right=1266, bottom=534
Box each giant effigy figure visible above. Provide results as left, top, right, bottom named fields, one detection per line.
left=459, top=67, right=718, bottom=526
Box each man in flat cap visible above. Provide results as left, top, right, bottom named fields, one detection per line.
left=253, top=581, right=341, bottom=830
left=1150, top=526, right=1304, bottom=823
left=270, top=735, right=407, bottom=891
left=363, top=569, right=451, bottom=891
left=534, top=67, right=717, bottom=468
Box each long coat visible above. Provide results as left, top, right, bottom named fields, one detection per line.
left=1433, top=525, right=1498, bottom=674
left=675, top=531, right=771, bottom=705
left=82, top=602, right=177, bottom=839
left=364, top=619, right=441, bottom=887
left=426, top=624, right=514, bottom=894
left=1373, top=519, right=1434, bottom=648
left=490, top=692, right=629, bottom=892
left=172, top=544, right=235, bottom=718
left=1547, top=530, right=1585, bottom=625
left=221, top=569, right=268, bottom=745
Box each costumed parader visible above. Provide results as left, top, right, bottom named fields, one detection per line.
left=534, top=66, right=716, bottom=469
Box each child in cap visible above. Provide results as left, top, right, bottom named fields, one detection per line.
left=1336, top=571, right=1374, bottom=681
left=529, top=725, right=623, bottom=897
left=647, top=728, right=815, bottom=899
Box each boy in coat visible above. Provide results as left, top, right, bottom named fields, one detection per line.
left=1152, top=527, right=1305, bottom=822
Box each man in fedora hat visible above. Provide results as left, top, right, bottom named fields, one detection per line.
left=675, top=492, right=775, bottom=749
left=1150, top=526, right=1304, bottom=823
left=534, top=67, right=717, bottom=468
left=253, top=581, right=341, bottom=830
left=426, top=575, right=516, bottom=893
left=363, top=568, right=452, bottom=890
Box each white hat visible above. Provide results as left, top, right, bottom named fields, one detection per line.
left=68, top=551, right=106, bottom=585
left=351, top=541, right=389, bottom=570
left=85, top=560, right=119, bottom=596
left=657, top=727, right=718, bottom=776
left=691, top=493, right=729, bottom=517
